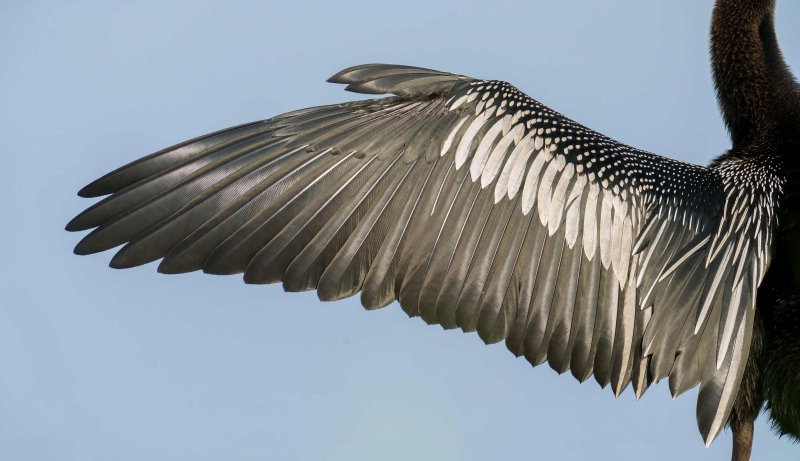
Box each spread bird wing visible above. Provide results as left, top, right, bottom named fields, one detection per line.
left=67, top=64, right=783, bottom=445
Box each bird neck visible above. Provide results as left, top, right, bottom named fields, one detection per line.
left=710, top=0, right=795, bottom=148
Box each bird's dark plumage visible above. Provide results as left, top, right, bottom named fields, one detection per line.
left=67, top=1, right=799, bottom=460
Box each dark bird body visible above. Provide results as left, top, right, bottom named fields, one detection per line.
left=67, top=0, right=799, bottom=459
left=710, top=1, right=800, bottom=459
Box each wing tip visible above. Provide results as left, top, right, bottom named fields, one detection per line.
left=108, top=246, right=157, bottom=270
left=326, top=63, right=469, bottom=96
left=157, top=256, right=201, bottom=275
left=65, top=215, right=87, bottom=232
left=73, top=236, right=103, bottom=256
left=327, top=63, right=387, bottom=84
left=77, top=184, right=102, bottom=198
left=203, top=264, right=245, bottom=277
left=77, top=174, right=122, bottom=198
left=698, top=407, right=726, bottom=448
left=242, top=268, right=280, bottom=285
left=703, top=431, right=717, bottom=448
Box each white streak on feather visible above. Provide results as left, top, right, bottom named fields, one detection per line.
left=717, top=278, right=744, bottom=368
left=501, top=114, right=513, bottom=136
left=617, top=216, right=633, bottom=288
left=566, top=174, right=587, bottom=208
left=616, top=271, right=638, bottom=391
left=495, top=135, right=532, bottom=202
left=471, top=119, right=504, bottom=181
left=555, top=154, right=566, bottom=171
left=440, top=116, right=469, bottom=157
left=599, top=193, right=614, bottom=269
left=695, top=242, right=734, bottom=334
left=520, top=153, right=547, bottom=214
left=637, top=219, right=668, bottom=287
left=449, top=95, right=468, bottom=110
left=509, top=146, right=540, bottom=200
left=583, top=184, right=599, bottom=261
left=588, top=180, right=600, bottom=199
left=548, top=163, right=575, bottom=235
left=482, top=127, right=517, bottom=188
left=565, top=194, right=583, bottom=249
left=659, top=235, right=711, bottom=282
left=513, top=123, right=525, bottom=145
left=611, top=198, right=625, bottom=282
left=536, top=161, right=560, bottom=226
left=455, top=116, right=488, bottom=169
left=733, top=239, right=750, bottom=287
left=632, top=213, right=659, bottom=255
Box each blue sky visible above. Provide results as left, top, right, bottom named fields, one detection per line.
left=1, top=1, right=799, bottom=460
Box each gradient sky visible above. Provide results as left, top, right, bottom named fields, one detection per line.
left=2, top=1, right=799, bottom=460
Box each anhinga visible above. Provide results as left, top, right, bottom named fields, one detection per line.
left=66, top=0, right=799, bottom=459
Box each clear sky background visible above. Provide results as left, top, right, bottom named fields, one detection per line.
left=1, top=1, right=799, bottom=460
